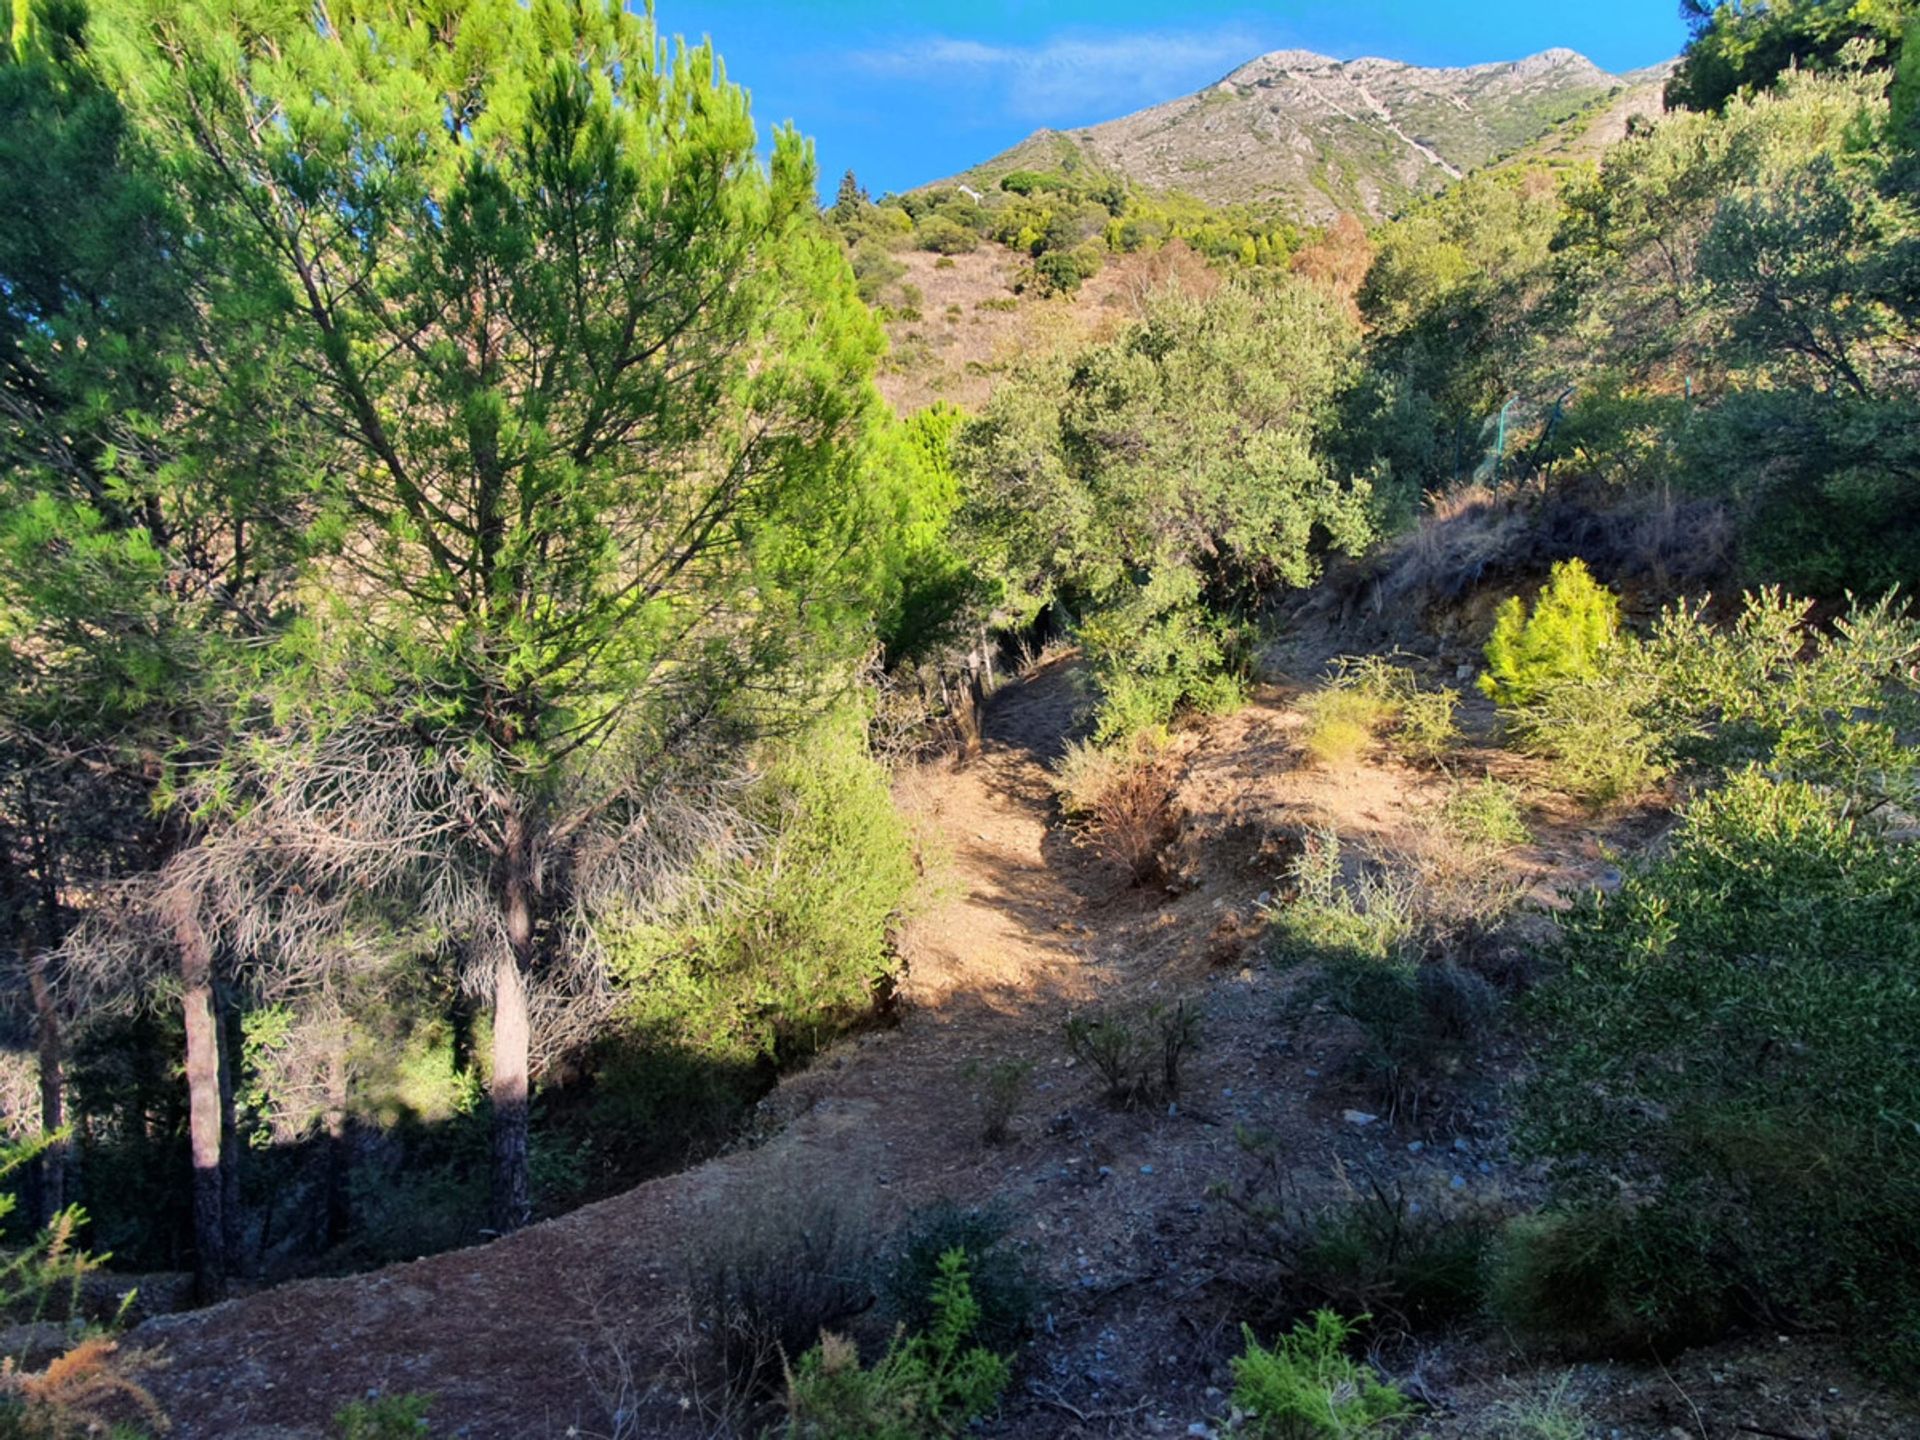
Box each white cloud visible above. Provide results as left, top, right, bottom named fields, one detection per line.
left=851, top=27, right=1265, bottom=122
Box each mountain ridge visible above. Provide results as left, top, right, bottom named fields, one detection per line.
left=934, top=47, right=1676, bottom=220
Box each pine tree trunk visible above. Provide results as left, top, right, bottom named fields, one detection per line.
left=19, top=784, right=67, bottom=1223
left=489, top=811, right=535, bottom=1234
left=216, top=985, right=244, bottom=1275
left=174, top=906, right=226, bottom=1302
left=25, top=948, right=64, bottom=1224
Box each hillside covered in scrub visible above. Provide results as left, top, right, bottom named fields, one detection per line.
left=0, top=0, right=1918, bottom=1436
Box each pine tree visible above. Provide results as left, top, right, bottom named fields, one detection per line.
left=832, top=167, right=869, bottom=223
left=2, top=0, right=304, bottom=1298
left=100, top=0, right=899, bottom=1229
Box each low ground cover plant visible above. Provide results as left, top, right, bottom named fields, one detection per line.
left=1230, top=1309, right=1413, bottom=1439
left=1063, top=998, right=1201, bottom=1106
left=1300, top=656, right=1459, bottom=768
left=784, top=1250, right=1010, bottom=1439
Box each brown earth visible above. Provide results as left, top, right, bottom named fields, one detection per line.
left=134, top=655, right=1919, bottom=1440
left=872, top=242, right=1219, bottom=415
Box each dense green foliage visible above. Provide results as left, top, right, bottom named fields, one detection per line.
left=1501, top=582, right=1920, bottom=807
left=959, top=280, right=1371, bottom=738
left=1521, top=772, right=1920, bottom=1369
left=1347, top=43, right=1920, bottom=596
left=1480, top=560, right=1621, bottom=707
left=595, top=706, right=916, bottom=1158
left=1669, top=0, right=1916, bottom=112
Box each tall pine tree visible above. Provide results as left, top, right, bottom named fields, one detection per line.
left=98, top=0, right=901, bottom=1229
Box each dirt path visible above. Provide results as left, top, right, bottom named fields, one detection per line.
left=139, top=659, right=1111, bottom=1438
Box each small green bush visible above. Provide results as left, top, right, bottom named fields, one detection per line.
left=1505, top=665, right=1665, bottom=809
left=1024, top=246, right=1101, bottom=296
left=784, top=1250, right=1010, bottom=1439
left=880, top=1203, right=1036, bottom=1353
left=1219, top=1149, right=1496, bottom=1334
left=1440, top=776, right=1531, bottom=852
left=1485, top=1205, right=1729, bottom=1357
left=1267, top=830, right=1418, bottom=968
left=963, top=1059, right=1032, bottom=1145
left=1323, top=957, right=1497, bottom=1116
left=917, top=218, right=979, bottom=255
left=1395, top=685, right=1461, bottom=766
left=1078, top=570, right=1249, bottom=743
left=1484, top=1371, right=1590, bottom=1440
left=1063, top=998, right=1200, bottom=1107
left=1230, top=1309, right=1413, bottom=1439
left=333, top=1394, right=433, bottom=1440
left=1480, top=559, right=1620, bottom=708
left=1300, top=687, right=1393, bottom=767
left=1302, top=657, right=1457, bottom=768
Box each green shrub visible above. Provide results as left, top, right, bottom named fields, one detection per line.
left=1440, top=776, right=1531, bottom=852
left=1639, top=588, right=1920, bottom=806
left=1480, top=559, right=1620, bottom=708
left=333, top=1393, right=433, bottom=1439
left=1483, top=1371, right=1590, bottom=1440
left=1323, top=957, right=1497, bottom=1117
left=1512, top=588, right=1920, bottom=811
left=1024, top=246, right=1101, bottom=296
left=1299, top=687, right=1393, bottom=767
left=1301, top=657, right=1457, bottom=768
left=1267, top=830, right=1418, bottom=968
left=1230, top=1310, right=1413, bottom=1439
left=1219, top=1150, right=1496, bottom=1334
left=1395, top=685, right=1461, bottom=766
left=1504, top=664, right=1666, bottom=809
left=1063, top=998, right=1200, bottom=1107
left=916, top=218, right=979, bottom=255
left=784, top=1250, right=1011, bottom=1439
left=597, top=705, right=916, bottom=1152
left=1077, top=571, right=1250, bottom=743
left=1485, top=1205, right=1730, bottom=1357
left=1520, top=769, right=1920, bottom=1374
left=962, top=1059, right=1032, bottom=1145
left=880, top=1204, right=1036, bottom=1354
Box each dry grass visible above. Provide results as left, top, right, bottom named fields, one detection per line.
left=0, top=1336, right=169, bottom=1437
left=1360, top=479, right=1735, bottom=619
left=1052, top=734, right=1180, bottom=883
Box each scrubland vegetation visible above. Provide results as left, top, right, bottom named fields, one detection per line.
left=1, top=0, right=1919, bottom=1434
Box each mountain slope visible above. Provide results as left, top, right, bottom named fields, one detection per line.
left=945, top=48, right=1669, bottom=220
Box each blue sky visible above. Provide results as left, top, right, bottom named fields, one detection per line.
left=650, top=1, right=1693, bottom=197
